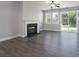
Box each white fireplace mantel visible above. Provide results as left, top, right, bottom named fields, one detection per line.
left=24, top=20, right=40, bottom=37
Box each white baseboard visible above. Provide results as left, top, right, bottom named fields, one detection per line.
left=43, top=29, right=60, bottom=31
left=39, top=29, right=43, bottom=31
left=0, top=35, right=20, bottom=42
left=18, top=35, right=26, bottom=37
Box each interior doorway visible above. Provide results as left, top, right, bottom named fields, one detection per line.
left=61, top=10, right=77, bottom=32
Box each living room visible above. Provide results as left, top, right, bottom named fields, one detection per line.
left=0, top=0, right=79, bottom=57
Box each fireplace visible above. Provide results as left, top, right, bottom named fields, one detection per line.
left=27, top=23, right=37, bottom=37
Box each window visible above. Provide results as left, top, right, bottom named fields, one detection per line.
left=45, top=12, right=51, bottom=24
left=45, top=12, right=60, bottom=24
left=52, top=13, right=60, bottom=24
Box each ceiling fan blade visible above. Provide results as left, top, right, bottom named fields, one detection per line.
left=55, top=4, right=60, bottom=7
left=56, top=5, right=60, bottom=7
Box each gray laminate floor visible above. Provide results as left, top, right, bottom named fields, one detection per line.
left=0, top=31, right=79, bottom=57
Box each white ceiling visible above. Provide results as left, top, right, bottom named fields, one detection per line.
left=38, top=1, right=79, bottom=10
left=59, top=1, right=79, bottom=7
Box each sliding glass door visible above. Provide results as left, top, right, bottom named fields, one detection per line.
left=61, top=10, right=77, bottom=32
left=61, top=12, right=69, bottom=30
left=68, top=11, right=77, bottom=31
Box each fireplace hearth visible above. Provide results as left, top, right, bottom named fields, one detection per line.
left=27, top=23, right=37, bottom=37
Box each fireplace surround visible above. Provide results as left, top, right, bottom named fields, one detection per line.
left=24, top=20, right=39, bottom=37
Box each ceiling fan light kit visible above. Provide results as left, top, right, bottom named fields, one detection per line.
left=49, top=1, right=60, bottom=8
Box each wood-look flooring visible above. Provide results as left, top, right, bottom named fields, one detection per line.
left=0, top=31, right=79, bottom=57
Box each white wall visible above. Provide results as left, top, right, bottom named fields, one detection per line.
left=0, top=2, right=20, bottom=40
left=77, top=10, right=79, bottom=32
left=0, top=1, right=44, bottom=39
left=16, top=2, right=23, bottom=37
left=21, top=1, right=43, bottom=36
left=23, top=1, right=43, bottom=29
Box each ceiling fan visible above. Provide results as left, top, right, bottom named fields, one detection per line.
left=49, top=1, right=60, bottom=8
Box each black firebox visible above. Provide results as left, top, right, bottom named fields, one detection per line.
left=27, top=23, right=37, bottom=37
